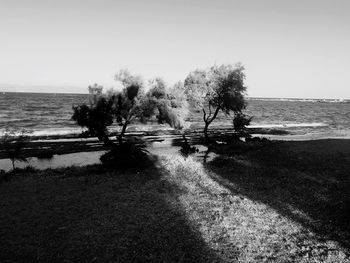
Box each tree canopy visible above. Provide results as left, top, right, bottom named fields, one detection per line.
left=72, top=64, right=247, bottom=146
left=88, top=83, right=103, bottom=95
left=184, top=63, right=247, bottom=142
left=72, top=70, right=189, bottom=145
left=72, top=94, right=114, bottom=144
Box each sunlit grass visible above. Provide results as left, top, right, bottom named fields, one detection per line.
left=162, top=155, right=349, bottom=262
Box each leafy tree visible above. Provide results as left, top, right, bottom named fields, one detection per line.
left=184, top=63, right=247, bottom=142
left=114, top=70, right=145, bottom=144
left=72, top=71, right=190, bottom=147
left=72, top=85, right=114, bottom=145
left=144, top=78, right=189, bottom=130
left=99, top=77, right=190, bottom=168
left=143, top=78, right=190, bottom=150
left=166, top=81, right=190, bottom=132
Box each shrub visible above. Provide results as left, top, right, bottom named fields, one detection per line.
left=100, top=142, right=154, bottom=169
left=1, top=129, right=29, bottom=170
left=233, top=112, right=252, bottom=140
left=179, top=137, right=198, bottom=157
left=36, top=151, right=54, bottom=160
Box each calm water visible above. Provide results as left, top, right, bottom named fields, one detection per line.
left=0, top=92, right=349, bottom=139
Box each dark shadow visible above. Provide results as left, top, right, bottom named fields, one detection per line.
left=206, top=139, right=350, bottom=252
left=203, top=147, right=211, bottom=163
left=0, top=151, right=223, bottom=262
left=99, top=139, right=155, bottom=169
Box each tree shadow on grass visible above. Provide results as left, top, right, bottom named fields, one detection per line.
left=207, top=140, right=350, bottom=252
left=0, top=157, right=222, bottom=262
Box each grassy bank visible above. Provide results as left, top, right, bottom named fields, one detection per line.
left=0, top=139, right=349, bottom=262
left=0, top=164, right=219, bottom=262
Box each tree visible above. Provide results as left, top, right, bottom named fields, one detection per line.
left=184, top=63, right=247, bottom=142
left=113, top=74, right=188, bottom=144
left=144, top=79, right=189, bottom=130
left=166, top=81, right=190, bottom=133
left=142, top=78, right=190, bottom=151
left=114, top=70, right=145, bottom=144
left=72, top=84, right=114, bottom=145
left=72, top=71, right=190, bottom=147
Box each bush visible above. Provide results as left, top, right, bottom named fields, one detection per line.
left=36, top=151, right=54, bottom=160
left=1, top=129, right=29, bottom=170
left=245, top=137, right=269, bottom=143
left=179, top=140, right=198, bottom=157
left=100, top=142, right=155, bottom=169
left=233, top=112, right=252, bottom=140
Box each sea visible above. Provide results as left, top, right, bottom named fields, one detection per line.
left=0, top=92, right=350, bottom=140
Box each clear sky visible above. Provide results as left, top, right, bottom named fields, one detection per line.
left=0, top=0, right=349, bottom=98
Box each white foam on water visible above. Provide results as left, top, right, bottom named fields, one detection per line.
left=0, top=127, right=86, bottom=138
left=248, top=97, right=348, bottom=103
left=30, top=128, right=85, bottom=136
left=0, top=124, right=174, bottom=138
left=249, top=122, right=328, bottom=129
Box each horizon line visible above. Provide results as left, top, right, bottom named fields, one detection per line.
left=0, top=90, right=348, bottom=101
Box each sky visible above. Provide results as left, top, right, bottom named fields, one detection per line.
left=0, top=0, right=349, bottom=98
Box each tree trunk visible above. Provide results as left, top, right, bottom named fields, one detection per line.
left=203, top=106, right=220, bottom=144
left=204, top=121, right=210, bottom=143
left=97, top=131, right=111, bottom=146
left=103, top=134, right=111, bottom=146
left=11, top=159, right=15, bottom=170
left=182, top=133, right=188, bottom=144
left=118, top=121, right=128, bottom=144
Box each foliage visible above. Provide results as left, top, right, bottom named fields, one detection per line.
left=144, top=78, right=193, bottom=158
left=145, top=79, right=189, bottom=131
left=183, top=69, right=210, bottom=109
left=72, top=93, right=114, bottom=145
left=88, top=83, right=103, bottom=95
left=35, top=150, right=54, bottom=160
left=114, top=68, right=143, bottom=88
left=179, top=141, right=198, bottom=157
left=184, top=63, right=247, bottom=142
left=72, top=70, right=191, bottom=150
left=114, top=70, right=146, bottom=143
left=73, top=70, right=146, bottom=144
left=233, top=112, right=252, bottom=140
left=100, top=142, right=154, bottom=169
left=1, top=129, right=29, bottom=170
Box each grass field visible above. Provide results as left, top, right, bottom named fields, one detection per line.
left=0, top=139, right=349, bottom=262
